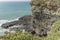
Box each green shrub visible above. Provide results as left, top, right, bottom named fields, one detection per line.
left=3, top=32, right=41, bottom=40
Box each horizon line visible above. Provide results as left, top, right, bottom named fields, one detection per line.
left=0, top=1, right=30, bottom=2
left=0, top=0, right=31, bottom=2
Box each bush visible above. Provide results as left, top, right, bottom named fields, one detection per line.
left=3, top=32, right=41, bottom=40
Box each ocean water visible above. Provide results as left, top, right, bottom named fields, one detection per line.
left=0, top=2, right=32, bottom=20
left=0, top=2, right=32, bottom=35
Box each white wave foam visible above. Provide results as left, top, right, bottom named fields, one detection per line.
left=8, top=17, right=19, bottom=22
left=0, top=17, right=19, bottom=26
left=0, top=17, right=19, bottom=35
left=0, top=20, right=8, bottom=26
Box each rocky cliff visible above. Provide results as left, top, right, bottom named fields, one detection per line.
left=30, top=0, right=60, bottom=37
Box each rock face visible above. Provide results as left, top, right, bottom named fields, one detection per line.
left=1, top=15, right=32, bottom=29
left=19, top=15, right=32, bottom=26
left=1, top=15, right=33, bottom=33
left=30, top=0, right=60, bottom=37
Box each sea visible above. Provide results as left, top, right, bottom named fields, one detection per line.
left=0, top=1, right=32, bottom=35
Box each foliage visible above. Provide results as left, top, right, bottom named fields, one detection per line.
left=2, top=32, right=41, bottom=40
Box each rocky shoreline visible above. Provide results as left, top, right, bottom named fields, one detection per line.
left=1, top=15, right=33, bottom=33
left=1, top=14, right=60, bottom=36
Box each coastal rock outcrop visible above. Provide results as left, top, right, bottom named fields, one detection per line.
left=1, top=21, right=19, bottom=29
left=1, top=15, right=32, bottom=28
left=30, top=0, right=60, bottom=37
left=1, top=15, right=33, bottom=32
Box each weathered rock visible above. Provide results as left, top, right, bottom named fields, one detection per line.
left=9, top=25, right=33, bottom=32
left=1, top=15, right=32, bottom=29
left=30, top=0, right=60, bottom=37
left=18, top=15, right=32, bottom=25
left=1, top=21, right=19, bottom=29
